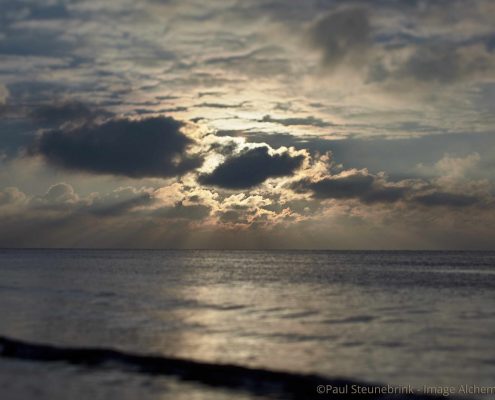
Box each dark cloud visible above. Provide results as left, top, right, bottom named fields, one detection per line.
left=199, top=146, right=304, bottom=189
left=214, top=130, right=246, bottom=138
left=413, top=192, right=480, bottom=207
left=195, top=102, right=248, bottom=109
left=197, top=91, right=224, bottom=98
left=159, top=106, right=188, bottom=113
left=155, top=95, right=180, bottom=101
left=308, top=8, right=371, bottom=68
left=130, top=107, right=188, bottom=115
left=292, top=170, right=488, bottom=208
left=259, top=114, right=334, bottom=128
left=292, top=171, right=409, bottom=204
left=32, top=116, right=203, bottom=178
left=207, top=140, right=239, bottom=157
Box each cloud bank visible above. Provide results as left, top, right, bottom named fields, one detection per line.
left=199, top=146, right=305, bottom=189
left=33, top=116, right=203, bottom=178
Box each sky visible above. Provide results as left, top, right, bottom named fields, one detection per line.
left=0, top=0, right=494, bottom=249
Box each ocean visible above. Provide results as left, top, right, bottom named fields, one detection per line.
left=0, top=249, right=494, bottom=399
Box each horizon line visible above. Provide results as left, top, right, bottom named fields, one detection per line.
left=0, top=247, right=493, bottom=252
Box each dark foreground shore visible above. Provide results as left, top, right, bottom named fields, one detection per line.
left=0, top=336, right=454, bottom=400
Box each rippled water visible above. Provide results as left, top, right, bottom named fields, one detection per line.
left=0, top=250, right=494, bottom=399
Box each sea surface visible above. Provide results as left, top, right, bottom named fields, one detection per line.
left=0, top=249, right=494, bottom=399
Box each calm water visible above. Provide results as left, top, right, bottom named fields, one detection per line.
left=0, top=250, right=494, bottom=399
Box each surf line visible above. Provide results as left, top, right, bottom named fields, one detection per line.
left=0, top=335, right=449, bottom=399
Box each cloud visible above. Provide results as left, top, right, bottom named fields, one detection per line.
left=401, top=45, right=465, bottom=84
left=28, top=182, right=81, bottom=211
left=304, top=3, right=495, bottom=88
left=412, top=192, right=480, bottom=207
left=32, top=116, right=203, bottom=178
left=259, top=114, right=333, bottom=128
left=391, top=44, right=495, bottom=84
left=292, top=163, right=491, bottom=208
left=153, top=203, right=211, bottom=220
left=195, top=102, right=248, bottom=109
left=0, top=1, right=69, bottom=23
left=88, top=187, right=154, bottom=217
left=29, top=102, right=112, bottom=128
left=308, top=8, right=371, bottom=69
left=416, top=153, right=481, bottom=181
left=292, top=169, right=409, bottom=204
left=4, top=183, right=156, bottom=218
left=199, top=146, right=305, bottom=189
left=233, top=130, right=495, bottom=183
left=203, top=47, right=292, bottom=77
left=0, top=186, right=26, bottom=207
left=0, top=30, right=74, bottom=57
left=218, top=209, right=249, bottom=224
left=41, top=183, right=79, bottom=204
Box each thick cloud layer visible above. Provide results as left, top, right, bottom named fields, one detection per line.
left=292, top=168, right=489, bottom=208
left=412, top=192, right=480, bottom=208
left=292, top=170, right=409, bottom=204
left=33, top=117, right=202, bottom=178
left=199, top=146, right=304, bottom=189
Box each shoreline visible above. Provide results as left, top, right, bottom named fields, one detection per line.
left=0, top=335, right=459, bottom=400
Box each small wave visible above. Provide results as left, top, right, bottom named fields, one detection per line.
left=323, top=315, right=376, bottom=325
left=382, top=318, right=408, bottom=324
left=214, top=304, right=247, bottom=311
left=0, top=335, right=449, bottom=399
left=280, top=310, right=319, bottom=319
left=95, top=291, right=118, bottom=298
left=376, top=341, right=405, bottom=349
